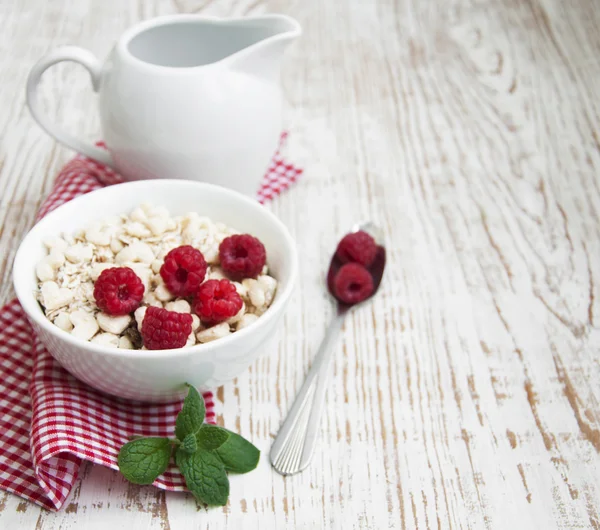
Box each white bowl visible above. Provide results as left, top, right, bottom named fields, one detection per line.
left=13, top=180, right=297, bottom=402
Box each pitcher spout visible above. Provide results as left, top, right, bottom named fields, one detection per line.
left=226, top=15, right=301, bottom=78
left=254, top=14, right=302, bottom=41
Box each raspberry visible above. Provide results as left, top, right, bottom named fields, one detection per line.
left=193, top=279, right=243, bottom=325
left=333, top=263, right=374, bottom=305
left=141, top=306, right=193, bottom=350
left=336, top=230, right=377, bottom=267
left=160, top=245, right=207, bottom=297
left=219, top=234, right=266, bottom=280
left=93, top=267, right=145, bottom=316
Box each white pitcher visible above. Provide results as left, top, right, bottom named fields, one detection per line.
left=26, top=15, right=301, bottom=196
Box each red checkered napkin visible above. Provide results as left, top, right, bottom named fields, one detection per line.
left=0, top=138, right=302, bottom=511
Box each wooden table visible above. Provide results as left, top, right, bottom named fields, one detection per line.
left=1, top=0, right=599, bottom=528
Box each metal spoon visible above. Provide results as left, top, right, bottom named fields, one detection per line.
left=270, top=222, right=386, bottom=475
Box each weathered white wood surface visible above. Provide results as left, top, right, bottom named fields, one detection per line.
left=1, top=0, right=599, bottom=528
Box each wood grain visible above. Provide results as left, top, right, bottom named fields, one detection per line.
left=1, top=0, right=599, bottom=528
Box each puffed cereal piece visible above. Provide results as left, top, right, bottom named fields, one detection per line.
left=54, top=312, right=74, bottom=332
left=143, top=291, right=163, bottom=308
left=97, top=312, right=131, bottom=334
left=115, top=241, right=154, bottom=265
left=236, top=313, right=259, bottom=331
left=36, top=260, right=55, bottom=282
left=185, top=331, right=196, bottom=347
left=196, top=322, right=231, bottom=343
left=42, top=236, right=68, bottom=252
left=202, top=244, right=219, bottom=265
left=126, top=262, right=152, bottom=291
left=154, top=276, right=175, bottom=302
left=151, top=259, right=163, bottom=274
left=90, top=262, right=116, bottom=281
left=134, top=306, right=147, bottom=329
left=40, top=281, right=74, bottom=311
left=165, top=300, right=191, bottom=313
left=70, top=310, right=99, bottom=340
left=119, top=336, right=134, bottom=349
left=110, top=238, right=125, bottom=254
left=258, top=275, right=277, bottom=306
left=232, top=281, right=247, bottom=298
left=46, top=248, right=66, bottom=269
left=130, top=207, right=148, bottom=223
left=124, top=221, right=151, bottom=238
left=243, top=279, right=266, bottom=309
left=91, top=332, right=120, bottom=348
left=207, top=267, right=227, bottom=281
left=85, top=223, right=112, bottom=246
left=65, top=243, right=94, bottom=263
left=146, top=217, right=168, bottom=236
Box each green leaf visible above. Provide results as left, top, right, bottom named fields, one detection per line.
left=181, top=433, right=198, bottom=454
left=117, top=437, right=171, bottom=485
left=197, top=424, right=230, bottom=451
left=177, top=448, right=230, bottom=506
left=214, top=429, right=260, bottom=473
left=175, top=384, right=206, bottom=441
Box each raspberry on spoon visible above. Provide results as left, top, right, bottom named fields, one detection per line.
left=335, top=230, right=377, bottom=267
left=93, top=267, right=145, bottom=316
left=141, top=306, right=193, bottom=350
left=160, top=245, right=207, bottom=297
left=194, top=279, right=243, bottom=325
left=333, top=263, right=374, bottom=305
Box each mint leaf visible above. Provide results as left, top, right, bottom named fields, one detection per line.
left=118, top=437, right=171, bottom=485
left=181, top=433, right=198, bottom=454
left=214, top=429, right=260, bottom=473
left=175, top=384, right=206, bottom=441
left=197, top=424, right=229, bottom=451
left=177, top=448, right=230, bottom=506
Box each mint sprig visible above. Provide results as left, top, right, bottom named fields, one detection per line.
left=117, top=384, right=259, bottom=506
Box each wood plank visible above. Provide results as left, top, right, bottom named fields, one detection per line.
left=0, top=0, right=598, bottom=527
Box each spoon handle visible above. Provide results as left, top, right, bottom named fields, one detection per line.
left=270, top=306, right=348, bottom=475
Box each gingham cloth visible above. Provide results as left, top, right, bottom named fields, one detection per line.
left=0, top=139, right=302, bottom=511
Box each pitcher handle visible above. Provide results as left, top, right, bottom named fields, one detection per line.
left=26, top=46, right=114, bottom=168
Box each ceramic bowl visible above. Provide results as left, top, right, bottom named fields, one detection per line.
left=13, top=180, right=297, bottom=402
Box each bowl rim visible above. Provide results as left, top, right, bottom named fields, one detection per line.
left=13, top=180, right=298, bottom=359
